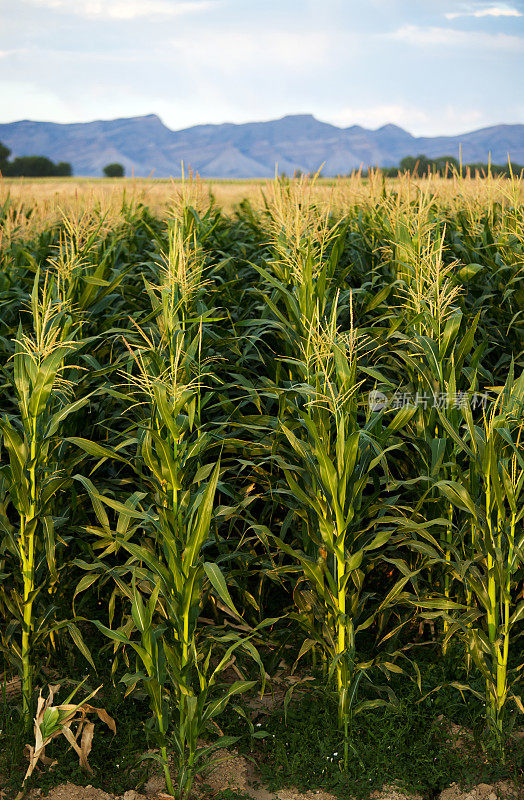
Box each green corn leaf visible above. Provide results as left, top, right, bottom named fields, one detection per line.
left=204, top=562, right=239, bottom=617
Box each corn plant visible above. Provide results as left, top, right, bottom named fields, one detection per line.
left=77, top=456, right=266, bottom=799
left=45, top=208, right=134, bottom=329
left=384, top=208, right=488, bottom=637
left=1, top=174, right=523, bottom=791
left=265, top=300, right=417, bottom=769
left=0, top=272, right=92, bottom=726
left=256, top=174, right=349, bottom=374
left=70, top=212, right=268, bottom=798
left=431, top=368, right=524, bottom=749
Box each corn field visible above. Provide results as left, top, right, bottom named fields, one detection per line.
left=0, top=173, right=522, bottom=800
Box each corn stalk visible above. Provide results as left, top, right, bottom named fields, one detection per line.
left=430, top=368, right=524, bottom=749
left=0, top=273, right=91, bottom=726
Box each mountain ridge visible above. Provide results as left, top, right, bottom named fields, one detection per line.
left=0, top=113, right=522, bottom=178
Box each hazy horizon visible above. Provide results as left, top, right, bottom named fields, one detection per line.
left=1, top=0, right=523, bottom=137
left=4, top=111, right=523, bottom=139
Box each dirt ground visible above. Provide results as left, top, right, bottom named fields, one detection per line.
left=23, top=746, right=522, bottom=800
left=23, top=778, right=522, bottom=800
left=8, top=676, right=521, bottom=800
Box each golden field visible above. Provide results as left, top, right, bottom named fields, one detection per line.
left=1, top=171, right=522, bottom=235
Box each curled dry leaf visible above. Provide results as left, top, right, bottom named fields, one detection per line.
left=20, top=683, right=116, bottom=791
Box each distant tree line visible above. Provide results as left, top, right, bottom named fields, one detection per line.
left=282, top=156, right=522, bottom=181
left=0, top=142, right=127, bottom=178
left=0, top=142, right=72, bottom=177
left=380, top=154, right=523, bottom=178
left=103, top=163, right=125, bottom=177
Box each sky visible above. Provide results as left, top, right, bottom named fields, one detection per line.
left=0, top=0, right=522, bottom=136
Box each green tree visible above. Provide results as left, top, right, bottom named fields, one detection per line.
left=433, top=155, right=459, bottom=176
left=55, top=161, right=72, bottom=176
left=103, top=162, right=125, bottom=177
left=0, top=141, right=11, bottom=172
left=399, top=154, right=433, bottom=176
left=6, top=155, right=72, bottom=177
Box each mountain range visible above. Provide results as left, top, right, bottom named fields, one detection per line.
left=0, top=113, right=522, bottom=178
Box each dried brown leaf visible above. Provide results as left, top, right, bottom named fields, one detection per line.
left=79, top=721, right=95, bottom=771
left=90, top=706, right=117, bottom=734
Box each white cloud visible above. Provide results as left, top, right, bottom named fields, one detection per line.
left=0, top=80, right=72, bottom=123
left=386, top=24, right=524, bottom=49
left=332, top=104, right=429, bottom=131
left=20, top=0, right=217, bottom=20
left=330, top=103, right=488, bottom=136
left=0, top=48, right=29, bottom=58
left=170, top=30, right=331, bottom=72
left=445, top=5, right=522, bottom=19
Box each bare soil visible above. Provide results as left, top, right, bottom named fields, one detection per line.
left=22, top=747, right=522, bottom=800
